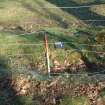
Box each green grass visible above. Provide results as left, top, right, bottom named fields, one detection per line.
left=0, top=26, right=104, bottom=72
left=60, top=96, right=89, bottom=105
left=0, top=0, right=105, bottom=105
left=0, top=0, right=79, bottom=31
left=91, top=4, right=105, bottom=16
left=12, top=96, right=34, bottom=105
left=0, top=95, right=34, bottom=105
left=0, top=0, right=105, bottom=30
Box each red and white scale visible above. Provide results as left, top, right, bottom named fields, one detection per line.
left=45, top=33, right=51, bottom=77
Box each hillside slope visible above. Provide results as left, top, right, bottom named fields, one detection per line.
left=0, top=0, right=104, bottom=76
left=0, top=0, right=105, bottom=105
left=0, top=0, right=80, bottom=32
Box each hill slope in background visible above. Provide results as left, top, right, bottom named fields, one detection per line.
left=0, top=0, right=105, bottom=32
left=0, top=0, right=80, bottom=32
left=0, top=0, right=105, bottom=105
left=0, top=0, right=105, bottom=84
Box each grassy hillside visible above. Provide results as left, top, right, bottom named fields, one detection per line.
left=0, top=0, right=80, bottom=32
left=0, top=0, right=105, bottom=105
left=0, top=0, right=105, bottom=32
left=0, top=0, right=104, bottom=83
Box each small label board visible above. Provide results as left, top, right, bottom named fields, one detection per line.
left=54, top=42, right=64, bottom=48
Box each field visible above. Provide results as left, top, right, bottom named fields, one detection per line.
left=0, top=0, right=105, bottom=105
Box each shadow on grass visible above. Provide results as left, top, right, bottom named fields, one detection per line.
left=0, top=56, right=23, bottom=105
left=46, top=0, right=105, bottom=26
left=19, top=0, right=70, bottom=28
